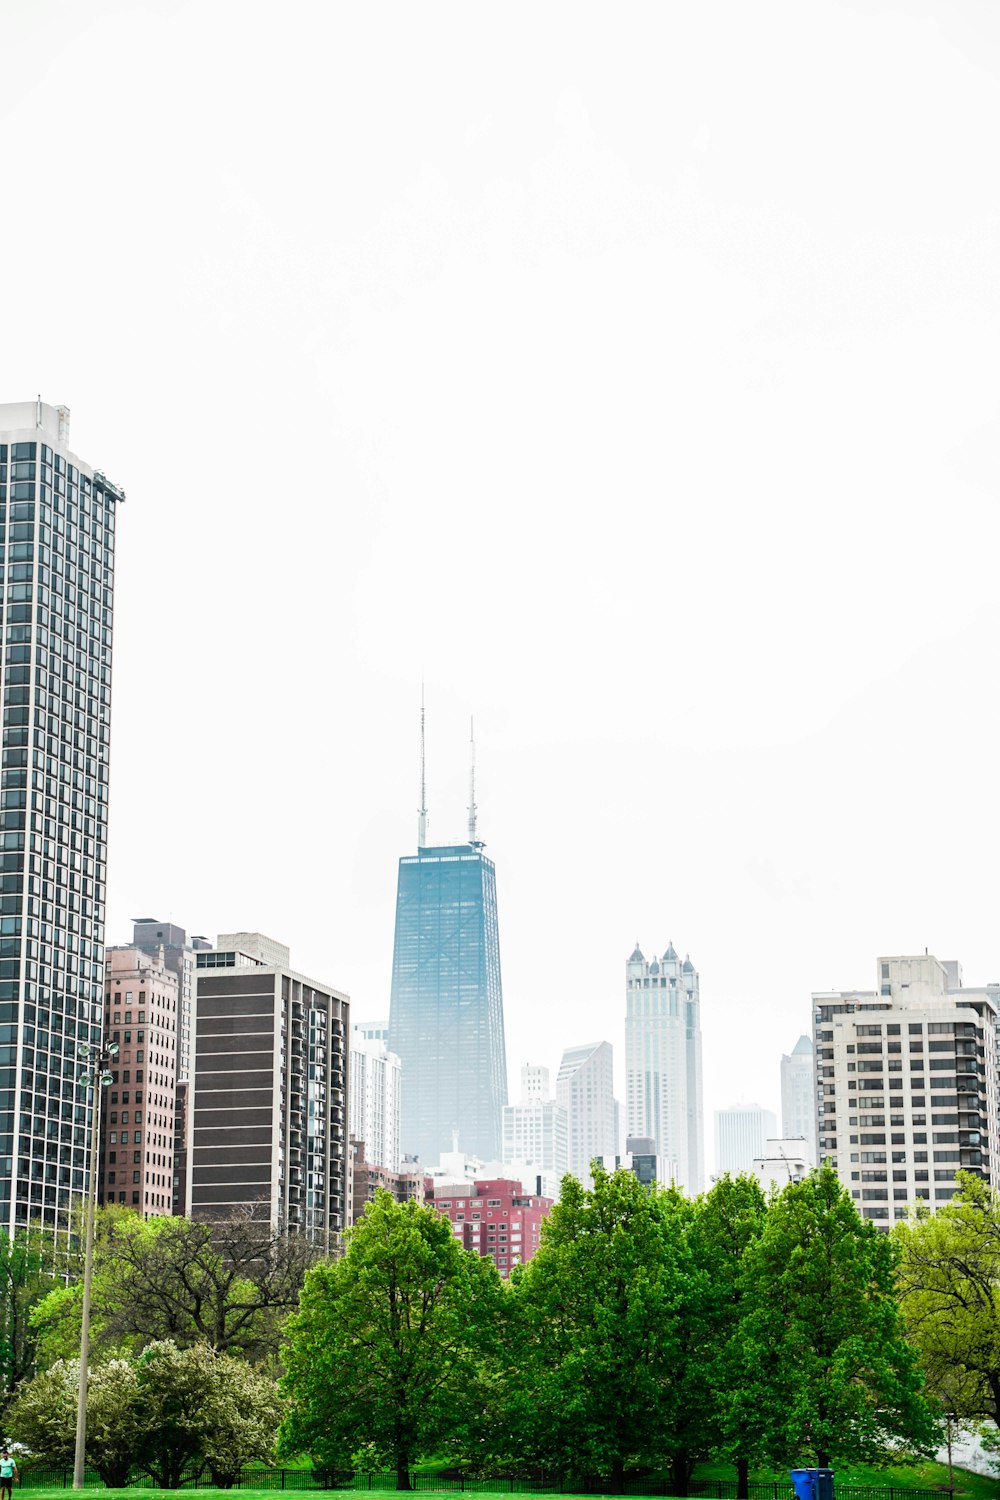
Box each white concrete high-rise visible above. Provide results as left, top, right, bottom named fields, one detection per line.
left=350, top=1026, right=402, bottom=1173
left=714, top=1103, right=778, bottom=1177
left=502, top=1064, right=568, bottom=1178
left=625, top=943, right=704, bottom=1193
left=781, top=1034, right=817, bottom=1165
left=519, top=1064, right=550, bottom=1102
left=815, top=954, right=1000, bottom=1227
left=556, top=1041, right=618, bottom=1189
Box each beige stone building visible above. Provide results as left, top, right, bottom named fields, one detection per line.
left=814, top=954, right=999, bottom=1226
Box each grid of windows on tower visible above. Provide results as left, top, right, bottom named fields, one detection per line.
left=0, top=440, right=116, bottom=1231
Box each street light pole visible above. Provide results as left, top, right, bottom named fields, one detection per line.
left=72, top=1041, right=117, bottom=1491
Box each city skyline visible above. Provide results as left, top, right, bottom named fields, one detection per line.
left=5, top=3, right=998, bottom=1173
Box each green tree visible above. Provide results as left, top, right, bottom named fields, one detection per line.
left=81, top=1360, right=147, bottom=1487
left=0, top=1225, right=62, bottom=1412
left=200, top=1358, right=284, bottom=1488
left=5, top=1357, right=145, bottom=1487
left=896, top=1172, right=1000, bottom=1434
left=29, top=1283, right=86, bottom=1372
left=509, top=1166, right=705, bottom=1493
left=31, top=1206, right=316, bottom=1370
left=695, top=1173, right=769, bottom=1498
left=133, top=1341, right=229, bottom=1489
left=4, top=1359, right=76, bottom=1468
left=279, top=1189, right=502, bottom=1490
left=739, top=1163, right=936, bottom=1468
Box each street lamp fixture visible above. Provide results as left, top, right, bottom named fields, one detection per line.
left=72, top=1039, right=119, bottom=1490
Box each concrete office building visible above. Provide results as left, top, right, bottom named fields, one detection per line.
left=502, top=1065, right=568, bottom=1179
left=349, top=1025, right=401, bottom=1173
left=625, top=943, right=705, bottom=1193
left=353, top=1019, right=389, bottom=1044
left=189, top=933, right=350, bottom=1241
left=814, top=954, right=1000, bottom=1226
left=98, top=947, right=177, bottom=1216
left=0, top=401, right=121, bottom=1233
left=714, top=1102, right=778, bottom=1177
left=781, top=1034, right=817, bottom=1165
left=595, top=1134, right=676, bottom=1188
left=556, top=1041, right=618, bottom=1189
left=388, top=723, right=507, bottom=1163
left=753, top=1136, right=811, bottom=1191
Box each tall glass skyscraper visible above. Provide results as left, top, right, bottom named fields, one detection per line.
left=388, top=837, right=507, bottom=1163
left=0, top=401, right=120, bottom=1234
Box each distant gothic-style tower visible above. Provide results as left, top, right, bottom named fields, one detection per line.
left=624, top=942, right=704, bottom=1192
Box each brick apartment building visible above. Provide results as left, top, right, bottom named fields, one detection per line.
left=350, top=1137, right=427, bottom=1222
left=429, top=1177, right=552, bottom=1276
left=99, top=947, right=178, bottom=1215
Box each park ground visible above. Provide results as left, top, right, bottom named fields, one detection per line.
left=14, top=1462, right=998, bottom=1500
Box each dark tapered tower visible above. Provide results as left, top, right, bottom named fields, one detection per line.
left=388, top=714, right=507, bottom=1163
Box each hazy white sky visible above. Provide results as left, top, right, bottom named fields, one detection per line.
left=4, top=0, right=1000, bottom=1171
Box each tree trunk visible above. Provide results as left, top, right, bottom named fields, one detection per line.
left=817, top=1453, right=830, bottom=1470
left=671, top=1449, right=689, bottom=1498
left=396, top=1457, right=412, bottom=1492
left=736, top=1457, right=750, bottom=1500
left=611, top=1455, right=626, bottom=1495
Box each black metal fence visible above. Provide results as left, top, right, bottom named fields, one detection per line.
left=13, top=1470, right=958, bottom=1498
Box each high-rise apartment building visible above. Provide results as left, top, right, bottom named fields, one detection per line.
left=188, top=933, right=350, bottom=1242
left=814, top=954, right=1000, bottom=1227
left=556, top=1041, right=618, bottom=1189
left=349, top=1025, right=401, bottom=1173
left=0, top=401, right=121, bottom=1233
left=625, top=943, right=704, bottom=1193
left=130, top=918, right=214, bottom=1213
left=388, top=726, right=507, bottom=1162
left=714, top=1102, right=777, bottom=1177
left=98, top=947, right=178, bottom=1216
left=781, top=1034, right=817, bottom=1165
left=131, top=919, right=213, bottom=1083
left=502, top=1065, right=568, bottom=1179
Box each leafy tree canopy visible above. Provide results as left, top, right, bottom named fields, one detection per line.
left=739, top=1163, right=937, bottom=1468
left=507, top=1166, right=710, bottom=1492
left=897, top=1172, right=1000, bottom=1430
left=279, top=1189, right=503, bottom=1490
left=31, top=1205, right=317, bottom=1370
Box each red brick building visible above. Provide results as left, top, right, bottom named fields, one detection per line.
left=429, top=1177, right=552, bottom=1276
left=98, top=947, right=178, bottom=1216
left=350, top=1137, right=429, bottom=1222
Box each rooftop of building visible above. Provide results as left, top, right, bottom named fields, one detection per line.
left=0, top=399, right=124, bottom=497
left=196, top=931, right=349, bottom=1002
left=401, top=842, right=494, bottom=864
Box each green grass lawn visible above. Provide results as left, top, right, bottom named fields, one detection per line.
left=693, top=1460, right=995, bottom=1499
left=14, top=1466, right=996, bottom=1500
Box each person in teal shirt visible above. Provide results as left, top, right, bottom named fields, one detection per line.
left=0, top=1449, right=17, bottom=1494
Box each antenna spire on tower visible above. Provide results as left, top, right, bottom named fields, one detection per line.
left=467, top=716, right=478, bottom=844
left=418, top=683, right=428, bottom=849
